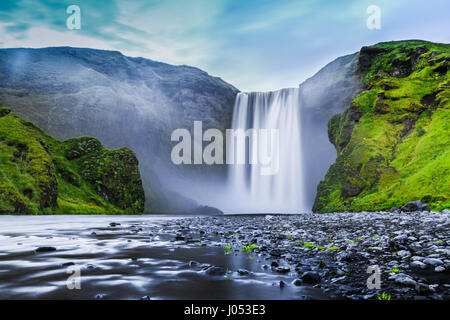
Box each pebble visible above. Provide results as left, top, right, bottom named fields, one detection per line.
left=410, top=261, right=427, bottom=269
left=423, top=258, right=443, bottom=266
left=35, top=247, right=56, bottom=252
left=159, top=210, right=450, bottom=300
left=237, top=269, right=250, bottom=276
left=275, top=266, right=290, bottom=273
left=300, top=271, right=321, bottom=284
left=292, top=279, right=303, bottom=286
left=204, top=266, right=227, bottom=276
left=393, top=274, right=416, bottom=287
left=434, top=266, right=445, bottom=272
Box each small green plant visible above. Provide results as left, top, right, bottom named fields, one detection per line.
left=225, top=275, right=232, bottom=281
left=356, top=238, right=364, bottom=241
left=294, top=241, right=303, bottom=246
left=224, top=245, right=232, bottom=254
left=435, top=240, right=443, bottom=243
left=372, top=236, right=378, bottom=239
left=417, top=126, right=426, bottom=137
left=287, top=235, right=292, bottom=239
left=327, top=246, right=340, bottom=251
left=377, top=292, right=391, bottom=300
left=424, top=108, right=432, bottom=119
left=390, top=268, right=401, bottom=274
left=248, top=254, right=254, bottom=261
left=303, top=242, right=316, bottom=248
left=317, top=246, right=326, bottom=251
left=242, top=244, right=259, bottom=253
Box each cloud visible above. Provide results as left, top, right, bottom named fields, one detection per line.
left=0, top=0, right=449, bottom=91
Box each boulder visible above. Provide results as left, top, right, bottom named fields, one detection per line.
left=204, top=266, right=227, bottom=276
left=401, top=200, right=430, bottom=212
left=300, top=271, right=321, bottom=284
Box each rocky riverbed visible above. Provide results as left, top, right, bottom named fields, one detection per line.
left=0, top=212, right=448, bottom=300
left=175, top=211, right=450, bottom=300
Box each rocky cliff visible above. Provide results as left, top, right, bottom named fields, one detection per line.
left=0, top=105, right=145, bottom=214
left=299, top=52, right=363, bottom=208
left=313, top=40, right=450, bottom=212
left=0, top=47, right=239, bottom=212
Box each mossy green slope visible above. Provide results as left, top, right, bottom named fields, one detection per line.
left=313, top=40, right=450, bottom=212
left=0, top=106, right=145, bottom=214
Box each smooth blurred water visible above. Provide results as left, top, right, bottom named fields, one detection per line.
left=0, top=215, right=324, bottom=300
left=226, top=89, right=306, bottom=214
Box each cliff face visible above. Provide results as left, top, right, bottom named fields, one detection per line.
left=0, top=47, right=239, bottom=212
left=0, top=106, right=145, bottom=214
left=299, top=53, right=363, bottom=208
left=313, top=40, right=450, bottom=212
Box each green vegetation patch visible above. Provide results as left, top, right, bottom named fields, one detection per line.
left=0, top=109, right=145, bottom=215
left=314, top=40, right=450, bottom=212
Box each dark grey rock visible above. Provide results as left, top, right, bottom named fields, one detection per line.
left=188, top=260, right=200, bottom=267
left=62, top=262, right=75, bottom=267
left=292, top=279, right=303, bottom=286
left=269, top=249, right=282, bottom=257
left=401, top=200, right=430, bottom=212
left=275, top=266, right=290, bottom=274
left=204, top=266, right=227, bottom=276
left=237, top=269, right=250, bottom=276
left=415, top=283, right=430, bottom=295
left=423, top=258, right=443, bottom=266
left=270, top=261, right=279, bottom=267
left=35, top=247, right=56, bottom=252
left=300, top=271, right=321, bottom=284
left=337, top=251, right=357, bottom=262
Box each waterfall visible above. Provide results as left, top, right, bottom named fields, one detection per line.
left=226, top=88, right=306, bottom=214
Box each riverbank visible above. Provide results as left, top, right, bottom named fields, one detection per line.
left=0, top=212, right=448, bottom=300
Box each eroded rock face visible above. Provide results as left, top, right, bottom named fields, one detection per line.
left=0, top=110, right=145, bottom=214
left=299, top=52, right=363, bottom=208
left=62, top=137, right=145, bottom=212
left=0, top=47, right=239, bottom=212
left=313, top=40, right=450, bottom=213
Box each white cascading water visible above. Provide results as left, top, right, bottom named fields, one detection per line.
left=226, top=88, right=306, bottom=214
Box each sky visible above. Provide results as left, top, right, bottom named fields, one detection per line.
left=0, top=0, right=449, bottom=91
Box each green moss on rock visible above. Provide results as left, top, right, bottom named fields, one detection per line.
left=0, top=108, right=145, bottom=214
left=313, top=40, right=450, bottom=212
